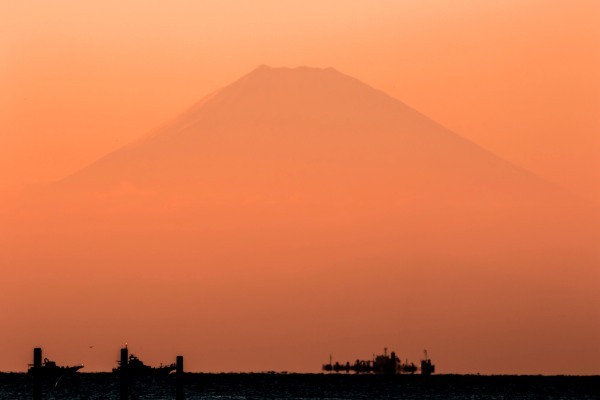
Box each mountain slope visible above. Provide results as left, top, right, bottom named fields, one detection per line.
left=56, top=65, right=567, bottom=208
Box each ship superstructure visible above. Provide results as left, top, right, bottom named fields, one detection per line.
left=112, top=347, right=176, bottom=376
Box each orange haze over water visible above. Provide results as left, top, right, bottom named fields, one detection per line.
left=0, top=1, right=599, bottom=374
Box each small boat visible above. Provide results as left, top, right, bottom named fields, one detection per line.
left=28, top=358, right=83, bottom=377
left=113, top=353, right=176, bottom=376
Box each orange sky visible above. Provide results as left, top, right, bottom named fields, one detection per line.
left=1, top=1, right=598, bottom=201
left=0, top=1, right=599, bottom=374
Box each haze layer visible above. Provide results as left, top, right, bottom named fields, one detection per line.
left=1, top=66, right=598, bottom=374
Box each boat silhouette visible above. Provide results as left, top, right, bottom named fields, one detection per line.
left=113, top=353, right=176, bottom=376
left=28, top=357, right=83, bottom=377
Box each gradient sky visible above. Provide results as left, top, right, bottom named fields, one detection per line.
left=0, top=1, right=599, bottom=374
left=1, top=1, right=598, bottom=201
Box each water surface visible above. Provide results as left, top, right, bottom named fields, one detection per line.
left=1, top=373, right=598, bottom=399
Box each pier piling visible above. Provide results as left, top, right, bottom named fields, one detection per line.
left=176, top=355, right=184, bottom=400
left=33, top=347, right=42, bottom=400
left=119, top=347, right=128, bottom=400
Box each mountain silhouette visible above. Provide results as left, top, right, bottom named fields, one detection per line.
left=56, top=65, right=567, bottom=208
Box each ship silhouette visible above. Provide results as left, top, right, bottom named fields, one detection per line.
left=28, top=357, right=83, bottom=377
left=323, top=348, right=434, bottom=375
left=113, top=353, right=176, bottom=376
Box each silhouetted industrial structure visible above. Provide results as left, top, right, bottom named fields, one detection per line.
left=28, top=346, right=183, bottom=400
left=322, top=348, right=434, bottom=375
left=421, top=350, right=435, bottom=376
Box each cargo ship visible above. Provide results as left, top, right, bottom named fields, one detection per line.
left=323, top=348, right=434, bottom=375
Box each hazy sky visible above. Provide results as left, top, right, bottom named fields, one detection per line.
left=1, top=1, right=598, bottom=201
left=0, top=1, right=599, bottom=374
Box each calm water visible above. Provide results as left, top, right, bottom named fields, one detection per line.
left=1, top=373, right=598, bottom=399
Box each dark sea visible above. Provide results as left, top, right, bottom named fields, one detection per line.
left=1, top=373, right=598, bottom=399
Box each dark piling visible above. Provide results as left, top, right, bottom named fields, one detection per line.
left=119, top=347, right=128, bottom=400
left=176, top=355, right=184, bottom=400
left=33, top=347, right=42, bottom=400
